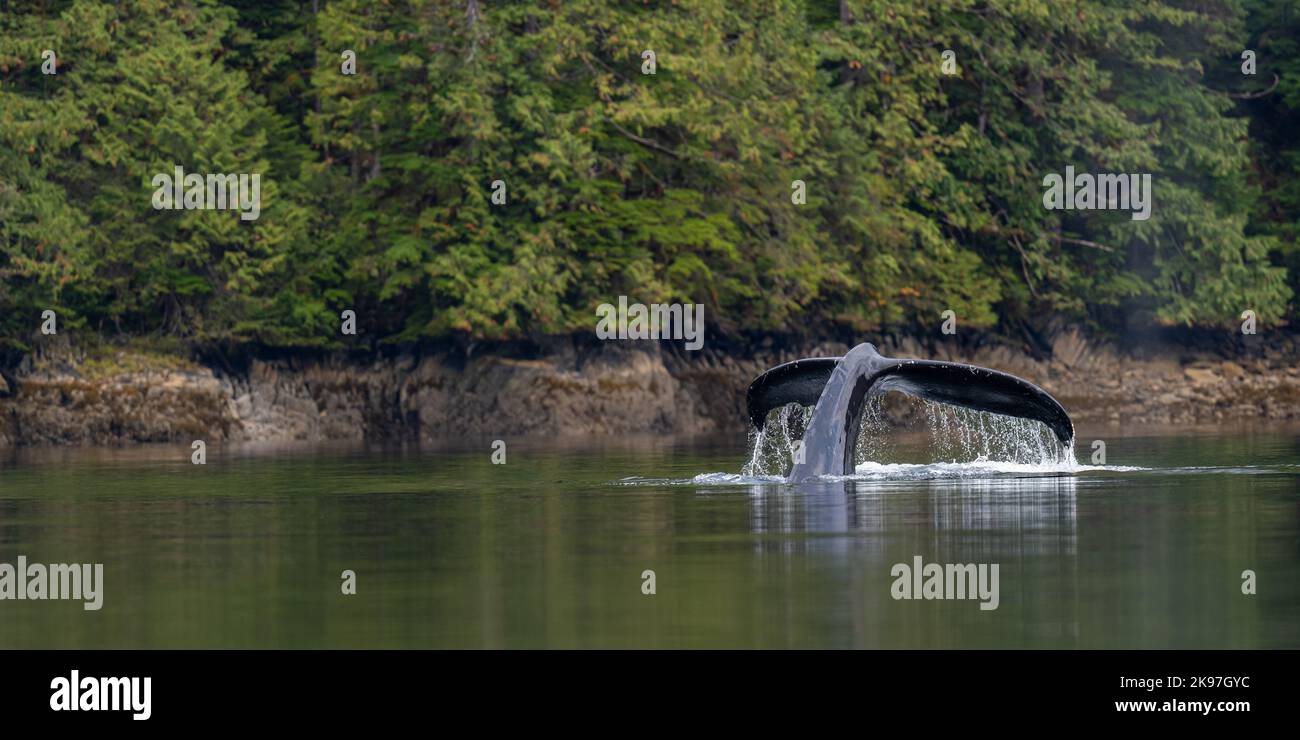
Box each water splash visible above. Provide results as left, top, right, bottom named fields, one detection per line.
left=743, top=396, right=1076, bottom=479
left=919, top=399, right=1071, bottom=465
left=741, top=403, right=814, bottom=477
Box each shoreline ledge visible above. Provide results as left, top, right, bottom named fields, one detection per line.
left=3, top=328, right=1299, bottom=447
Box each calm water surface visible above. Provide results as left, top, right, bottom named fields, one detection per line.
left=1, top=425, right=1297, bottom=648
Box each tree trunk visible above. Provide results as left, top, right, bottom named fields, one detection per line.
left=466, top=0, right=482, bottom=61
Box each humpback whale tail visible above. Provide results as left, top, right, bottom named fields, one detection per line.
left=746, top=343, right=1074, bottom=482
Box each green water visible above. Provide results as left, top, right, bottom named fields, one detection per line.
left=0, top=426, right=1297, bottom=648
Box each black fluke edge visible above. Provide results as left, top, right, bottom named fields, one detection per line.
left=746, top=343, right=1074, bottom=481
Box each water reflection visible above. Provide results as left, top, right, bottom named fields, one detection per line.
left=745, top=476, right=1077, bottom=544
left=0, top=432, right=1296, bottom=648
left=739, top=475, right=1082, bottom=645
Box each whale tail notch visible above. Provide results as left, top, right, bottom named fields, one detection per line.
left=746, top=344, right=1074, bottom=480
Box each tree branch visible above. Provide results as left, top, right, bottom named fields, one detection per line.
left=1047, top=233, right=1114, bottom=252
left=1224, top=73, right=1280, bottom=100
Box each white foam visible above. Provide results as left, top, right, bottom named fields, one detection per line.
left=832, top=457, right=1146, bottom=481
left=613, top=458, right=1147, bottom=487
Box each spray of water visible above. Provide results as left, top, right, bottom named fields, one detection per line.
left=742, top=403, right=813, bottom=477
left=917, top=399, right=1070, bottom=465
left=742, top=395, right=1075, bottom=478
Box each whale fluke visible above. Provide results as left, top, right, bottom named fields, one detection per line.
left=746, top=343, right=1074, bottom=481
left=746, top=357, right=840, bottom=429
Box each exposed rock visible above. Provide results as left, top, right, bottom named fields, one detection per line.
left=4, top=331, right=1300, bottom=447
left=0, top=343, right=744, bottom=446
left=1184, top=367, right=1219, bottom=385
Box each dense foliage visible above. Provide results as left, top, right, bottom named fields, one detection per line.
left=2, top=0, right=1297, bottom=351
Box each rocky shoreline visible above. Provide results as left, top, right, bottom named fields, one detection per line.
left=2, top=327, right=1299, bottom=447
